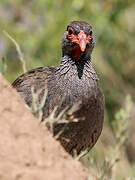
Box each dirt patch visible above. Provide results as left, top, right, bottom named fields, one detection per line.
left=0, top=74, right=87, bottom=180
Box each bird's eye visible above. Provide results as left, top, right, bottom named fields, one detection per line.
left=68, top=28, right=73, bottom=35
left=89, top=30, right=92, bottom=36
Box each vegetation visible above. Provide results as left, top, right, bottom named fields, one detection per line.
left=82, top=95, right=135, bottom=180
left=0, top=0, right=135, bottom=179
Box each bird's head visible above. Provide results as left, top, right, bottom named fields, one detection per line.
left=62, top=21, right=95, bottom=60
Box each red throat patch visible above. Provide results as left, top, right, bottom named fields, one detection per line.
left=72, top=46, right=84, bottom=60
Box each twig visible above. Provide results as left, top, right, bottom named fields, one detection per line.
left=3, top=31, right=27, bottom=73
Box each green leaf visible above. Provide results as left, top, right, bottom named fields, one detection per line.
left=0, top=57, right=7, bottom=75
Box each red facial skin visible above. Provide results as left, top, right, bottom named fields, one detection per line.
left=68, top=28, right=92, bottom=59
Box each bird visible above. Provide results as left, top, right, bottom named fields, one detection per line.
left=12, top=21, right=104, bottom=156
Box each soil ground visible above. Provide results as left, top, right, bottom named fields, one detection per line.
left=0, top=74, right=87, bottom=180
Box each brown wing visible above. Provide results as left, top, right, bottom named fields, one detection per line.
left=12, top=66, right=56, bottom=88
left=12, top=66, right=56, bottom=105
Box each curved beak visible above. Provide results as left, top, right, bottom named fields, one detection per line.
left=78, top=30, right=87, bottom=52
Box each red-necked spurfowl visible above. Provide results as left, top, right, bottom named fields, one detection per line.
left=12, top=21, right=104, bottom=155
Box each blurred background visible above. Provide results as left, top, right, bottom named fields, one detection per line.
left=0, top=0, right=135, bottom=179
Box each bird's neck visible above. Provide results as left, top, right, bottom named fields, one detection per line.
left=61, top=54, right=90, bottom=68
left=57, top=54, right=98, bottom=80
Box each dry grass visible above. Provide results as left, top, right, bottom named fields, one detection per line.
left=3, top=31, right=27, bottom=73
left=30, top=84, right=135, bottom=179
